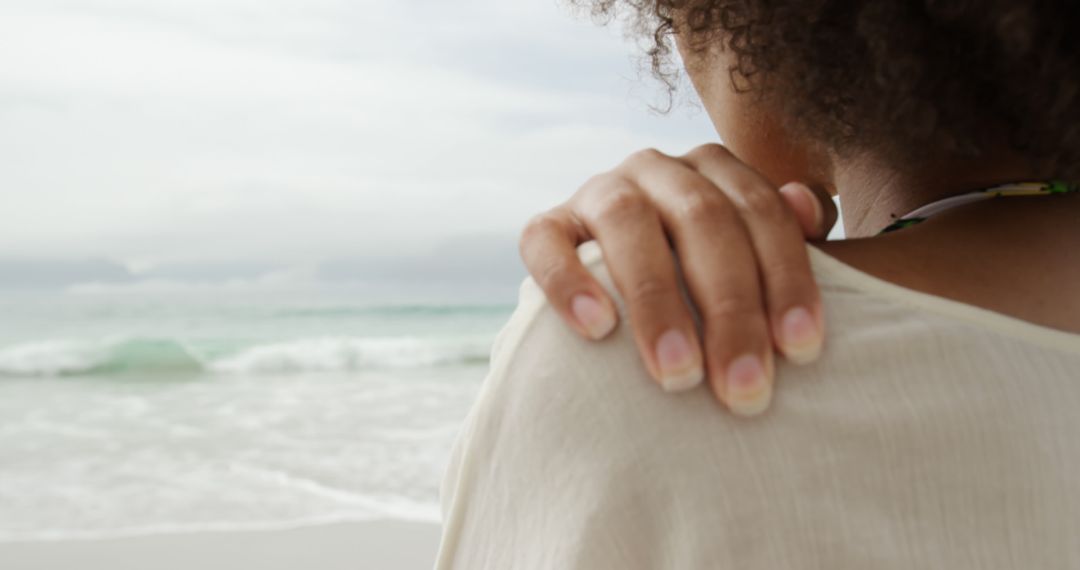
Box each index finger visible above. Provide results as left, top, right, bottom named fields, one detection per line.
left=519, top=207, right=620, bottom=341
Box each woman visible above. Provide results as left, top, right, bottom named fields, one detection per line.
left=438, top=1, right=1080, bottom=567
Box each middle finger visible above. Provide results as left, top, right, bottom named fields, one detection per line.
left=630, top=153, right=776, bottom=416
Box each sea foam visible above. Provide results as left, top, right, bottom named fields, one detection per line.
left=0, top=335, right=490, bottom=378
left=209, top=336, right=490, bottom=374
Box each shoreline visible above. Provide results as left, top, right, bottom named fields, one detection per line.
left=0, top=519, right=441, bottom=570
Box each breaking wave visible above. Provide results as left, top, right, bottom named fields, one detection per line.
left=0, top=335, right=491, bottom=378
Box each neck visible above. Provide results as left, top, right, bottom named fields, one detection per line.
left=829, top=151, right=1045, bottom=238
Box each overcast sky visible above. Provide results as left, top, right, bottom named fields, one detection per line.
left=0, top=0, right=717, bottom=292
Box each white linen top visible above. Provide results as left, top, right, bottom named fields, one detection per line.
left=436, top=241, right=1080, bottom=569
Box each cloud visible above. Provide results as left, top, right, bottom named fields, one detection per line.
left=0, top=258, right=133, bottom=289
left=318, top=233, right=524, bottom=286
left=0, top=0, right=715, bottom=286
left=1, top=233, right=525, bottom=303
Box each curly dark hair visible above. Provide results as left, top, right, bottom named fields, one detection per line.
left=574, top=0, right=1080, bottom=178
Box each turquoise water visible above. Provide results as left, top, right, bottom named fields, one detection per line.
left=0, top=290, right=513, bottom=540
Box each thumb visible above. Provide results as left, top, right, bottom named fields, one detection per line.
left=778, top=181, right=838, bottom=239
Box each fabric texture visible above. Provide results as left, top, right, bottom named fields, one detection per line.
left=436, top=240, right=1080, bottom=569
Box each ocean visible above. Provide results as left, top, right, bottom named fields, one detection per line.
left=0, top=290, right=513, bottom=541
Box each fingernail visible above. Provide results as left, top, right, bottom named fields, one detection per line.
left=726, top=353, right=771, bottom=416
left=780, top=306, right=822, bottom=365
left=571, top=294, right=617, bottom=340
left=655, top=329, right=704, bottom=392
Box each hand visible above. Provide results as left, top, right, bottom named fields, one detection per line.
left=518, top=144, right=837, bottom=416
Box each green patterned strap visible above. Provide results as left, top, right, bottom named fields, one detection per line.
left=879, top=180, right=1080, bottom=234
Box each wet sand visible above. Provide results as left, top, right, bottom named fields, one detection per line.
left=0, top=519, right=440, bottom=570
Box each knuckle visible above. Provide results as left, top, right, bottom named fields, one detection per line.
left=761, top=264, right=800, bottom=291
left=677, top=189, right=732, bottom=224
left=738, top=186, right=786, bottom=220
left=625, top=276, right=674, bottom=308
left=579, top=171, right=627, bottom=201
left=579, top=172, right=610, bottom=194
left=616, top=148, right=667, bottom=174
left=699, top=293, right=762, bottom=326
left=533, top=255, right=576, bottom=291
left=761, top=258, right=815, bottom=297
left=758, top=254, right=805, bottom=279
left=591, top=186, right=650, bottom=225
left=684, top=143, right=731, bottom=162
left=625, top=147, right=665, bottom=166
left=519, top=211, right=560, bottom=244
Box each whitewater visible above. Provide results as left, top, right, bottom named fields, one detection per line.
left=0, top=335, right=492, bottom=377
left=0, top=290, right=510, bottom=541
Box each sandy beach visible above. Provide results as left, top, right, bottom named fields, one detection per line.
left=0, top=520, right=441, bottom=570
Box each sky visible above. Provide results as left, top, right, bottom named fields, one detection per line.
left=0, top=0, right=717, bottom=295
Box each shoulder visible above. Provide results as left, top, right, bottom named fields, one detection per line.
left=441, top=240, right=929, bottom=483
left=436, top=240, right=904, bottom=568
left=436, top=241, right=739, bottom=568
left=436, top=239, right=1080, bottom=569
